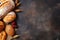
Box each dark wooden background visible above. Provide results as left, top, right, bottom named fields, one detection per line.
left=16, top=0, right=60, bottom=40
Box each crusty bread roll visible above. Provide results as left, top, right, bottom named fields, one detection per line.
left=3, top=11, right=16, bottom=23
left=5, top=24, right=14, bottom=36
left=0, top=0, right=15, bottom=19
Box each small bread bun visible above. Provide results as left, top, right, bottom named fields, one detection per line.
left=0, top=0, right=15, bottom=19
left=3, top=11, right=16, bottom=23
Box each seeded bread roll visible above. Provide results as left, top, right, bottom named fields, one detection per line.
left=0, top=0, right=15, bottom=19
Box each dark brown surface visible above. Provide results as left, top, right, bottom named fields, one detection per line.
left=16, top=0, right=60, bottom=40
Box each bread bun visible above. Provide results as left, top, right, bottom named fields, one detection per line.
left=3, top=11, right=16, bottom=23
left=0, top=31, right=6, bottom=40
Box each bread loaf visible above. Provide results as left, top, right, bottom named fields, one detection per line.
left=0, top=0, right=15, bottom=19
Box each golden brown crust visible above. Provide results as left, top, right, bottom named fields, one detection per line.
left=0, top=21, right=4, bottom=32
left=0, top=0, right=7, bottom=3
left=5, top=25, right=15, bottom=36
left=0, top=0, right=15, bottom=19
left=0, top=31, right=7, bottom=40
left=3, top=11, right=16, bottom=23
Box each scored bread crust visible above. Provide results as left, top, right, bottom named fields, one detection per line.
left=0, top=0, right=15, bottom=19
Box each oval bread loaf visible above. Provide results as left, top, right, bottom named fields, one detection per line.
left=5, top=24, right=15, bottom=36
left=0, top=0, right=15, bottom=19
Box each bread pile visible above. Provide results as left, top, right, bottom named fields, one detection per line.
left=0, top=0, right=21, bottom=40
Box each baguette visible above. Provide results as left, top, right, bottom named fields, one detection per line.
left=0, top=0, right=15, bottom=19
